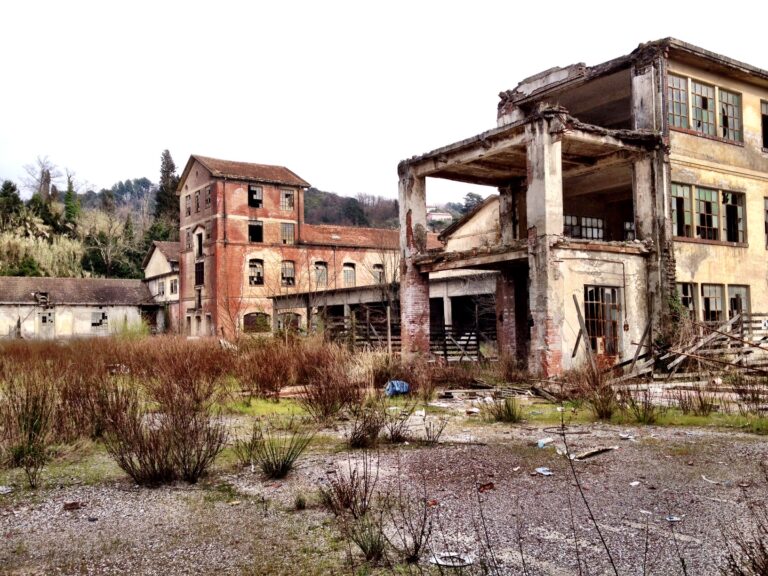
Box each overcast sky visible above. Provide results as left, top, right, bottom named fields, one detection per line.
left=1, top=1, right=766, bottom=204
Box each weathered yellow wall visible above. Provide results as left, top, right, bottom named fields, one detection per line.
left=668, top=58, right=768, bottom=314
left=444, top=198, right=500, bottom=252
left=0, top=305, right=144, bottom=339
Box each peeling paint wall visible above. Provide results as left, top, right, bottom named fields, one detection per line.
left=443, top=199, right=500, bottom=251
left=0, top=305, right=144, bottom=339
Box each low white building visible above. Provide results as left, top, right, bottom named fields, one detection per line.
left=0, top=277, right=152, bottom=339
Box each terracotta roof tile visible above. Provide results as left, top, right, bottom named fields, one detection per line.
left=192, top=155, right=310, bottom=187
left=0, top=277, right=153, bottom=306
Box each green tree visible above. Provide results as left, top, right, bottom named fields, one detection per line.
left=154, top=150, right=180, bottom=235
left=463, top=192, right=484, bottom=214
left=0, top=180, right=23, bottom=230
left=63, top=172, right=80, bottom=224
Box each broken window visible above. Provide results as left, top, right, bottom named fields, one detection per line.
left=170, top=279, right=178, bottom=295
left=343, top=263, right=356, bottom=288
left=722, top=192, right=745, bottom=243
left=668, top=74, right=689, bottom=129
left=701, top=284, right=724, bottom=324
left=248, top=185, right=263, bottom=208
left=695, top=187, right=719, bottom=240
left=248, top=259, right=264, bottom=286
left=584, top=286, right=621, bottom=355
left=195, top=288, right=202, bottom=309
left=728, top=285, right=750, bottom=320
left=158, top=280, right=165, bottom=296
left=372, top=263, right=385, bottom=284
left=205, top=220, right=212, bottom=240
left=249, top=220, right=263, bottom=243
left=91, top=310, right=108, bottom=333
left=762, top=101, right=768, bottom=149
left=185, top=229, right=192, bottom=250
left=676, top=282, right=696, bottom=320
left=205, top=186, right=211, bottom=207
left=623, top=221, right=635, bottom=241
left=185, top=195, right=191, bottom=217
left=280, top=190, right=295, bottom=211
left=671, top=184, right=693, bottom=238
left=281, top=260, right=295, bottom=286
left=563, top=215, right=603, bottom=240
left=719, top=89, right=742, bottom=142
left=195, top=261, right=204, bottom=286
left=278, top=312, right=301, bottom=331
left=195, top=190, right=200, bottom=213
left=243, top=312, right=271, bottom=333
left=691, top=81, right=716, bottom=136
left=196, top=233, right=204, bottom=257
left=281, top=222, right=295, bottom=245
left=314, top=261, right=327, bottom=287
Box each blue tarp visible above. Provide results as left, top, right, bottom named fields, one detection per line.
left=384, top=380, right=410, bottom=396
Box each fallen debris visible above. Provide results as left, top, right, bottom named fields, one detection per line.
left=666, top=515, right=683, bottom=523
left=477, top=482, right=495, bottom=493
left=0, top=486, right=12, bottom=495
left=430, top=552, right=474, bottom=567
left=535, top=467, right=553, bottom=476
left=630, top=481, right=640, bottom=487
left=574, top=446, right=618, bottom=461
left=63, top=502, right=86, bottom=511
left=701, top=475, right=720, bottom=485
left=537, top=437, right=555, bottom=449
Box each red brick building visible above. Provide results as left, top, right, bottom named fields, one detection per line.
left=177, top=155, right=400, bottom=337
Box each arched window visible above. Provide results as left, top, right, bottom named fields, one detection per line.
left=343, top=263, right=356, bottom=288
left=243, top=312, right=271, bottom=333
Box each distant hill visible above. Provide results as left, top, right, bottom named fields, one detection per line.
left=304, top=188, right=398, bottom=229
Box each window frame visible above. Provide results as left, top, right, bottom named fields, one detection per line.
left=280, top=189, right=295, bottom=211
left=248, top=258, right=265, bottom=286
left=280, top=222, right=295, bottom=245
left=762, top=100, right=768, bottom=149
left=728, top=285, right=750, bottom=320
left=671, top=183, right=746, bottom=245
left=205, top=186, right=211, bottom=208
left=170, top=279, right=178, bottom=295
left=372, top=263, right=385, bottom=284
left=667, top=74, right=744, bottom=143
left=343, top=263, right=356, bottom=288
left=248, top=185, right=263, bottom=208
left=248, top=220, right=264, bottom=243
left=667, top=73, right=689, bottom=129
left=281, top=260, right=296, bottom=287
left=583, top=285, right=621, bottom=356
left=185, top=195, right=191, bottom=217
left=676, top=282, right=697, bottom=320
left=314, top=261, right=328, bottom=287
left=701, top=283, right=725, bottom=324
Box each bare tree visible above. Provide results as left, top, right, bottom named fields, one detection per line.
left=23, top=156, right=62, bottom=201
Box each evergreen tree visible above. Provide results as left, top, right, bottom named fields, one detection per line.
left=63, top=173, right=80, bottom=224
left=154, top=150, right=180, bottom=233
left=463, top=192, right=484, bottom=213
left=0, top=180, right=23, bottom=230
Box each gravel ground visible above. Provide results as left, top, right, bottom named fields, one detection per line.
left=1, top=409, right=767, bottom=575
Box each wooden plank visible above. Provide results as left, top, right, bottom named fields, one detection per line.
left=667, top=314, right=741, bottom=369
left=630, top=319, right=652, bottom=373
left=573, top=294, right=598, bottom=374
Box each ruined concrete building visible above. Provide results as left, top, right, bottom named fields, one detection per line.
left=398, top=38, right=768, bottom=376
left=177, top=155, right=402, bottom=337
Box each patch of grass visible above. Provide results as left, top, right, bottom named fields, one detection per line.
left=224, top=398, right=306, bottom=417
left=203, top=481, right=242, bottom=504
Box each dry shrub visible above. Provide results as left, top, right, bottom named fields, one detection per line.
left=567, top=364, right=616, bottom=420
left=299, top=345, right=361, bottom=422
left=422, top=414, right=448, bottom=444
left=236, top=339, right=299, bottom=401
left=101, top=372, right=227, bottom=486
left=383, top=403, right=414, bottom=443
left=348, top=512, right=387, bottom=564
left=721, top=503, right=768, bottom=575
left=235, top=417, right=314, bottom=478
left=430, top=361, right=482, bottom=388
left=481, top=396, right=524, bottom=423
left=321, top=451, right=379, bottom=519
left=729, top=373, right=767, bottom=416
left=346, top=400, right=386, bottom=449
left=0, top=370, right=57, bottom=488
left=621, top=386, right=665, bottom=425
left=674, top=386, right=717, bottom=416
left=497, top=355, right=530, bottom=385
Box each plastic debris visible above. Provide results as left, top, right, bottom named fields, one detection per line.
left=0, top=486, right=12, bottom=495
left=630, top=481, right=641, bottom=487
left=701, top=475, right=720, bottom=485
left=665, top=515, right=683, bottom=522
left=430, top=552, right=474, bottom=567
left=385, top=380, right=410, bottom=397
left=513, top=466, right=521, bottom=472
left=466, top=407, right=481, bottom=415
left=537, top=437, right=554, bottom=449
left=619, top=433, right=635, bottom=441
left=535, top=467, right=553, bottom=476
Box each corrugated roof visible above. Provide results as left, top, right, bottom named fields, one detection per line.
left=0, top=277, right=153, bottom=306
left=191, top=155, right=310, bottom=187
left=301, top=224, right=441, bottom=250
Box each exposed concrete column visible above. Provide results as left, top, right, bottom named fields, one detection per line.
left=631, top=60, right=661, bottom=131
left=525, top=117, right=565, bottom=377
left=398, top=165, right=430, bottom=357
left=498, top=177, right=525, bottom=244
left=495, top=269, right=517, bottom=358
left=632, top=157, right=654, bottom=241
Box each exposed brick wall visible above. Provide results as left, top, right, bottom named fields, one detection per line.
left=400, top=264, right=430, bottom=353
left=495, top=270, right=517, bottom=357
